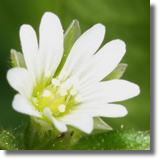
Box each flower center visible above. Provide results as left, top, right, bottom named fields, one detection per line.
left=32, top=72, right=82, bottom=117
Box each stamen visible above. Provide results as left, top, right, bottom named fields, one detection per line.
left=43, top=90, right=51, bottom=97
left=44, top=84, right=53, bottom=90
left=59, top=88, right=68, bottom=96
left=32, top=97, right=37, bottom=105
left=58, top=71, right=69, bottom=81
left=46, top=95, right=61, bottom=107
left=52, top=78, right=60, bottom=86
left=58, top=104, right=66, bottom=113
left=60, top=81, right=71, bottom=90
left=75, top=95, right=82, bottom=102
left=45, top=70, right=51, bottom=77
left=65, top=95, right=71, bottom=105
left=70, top=89, right=77, bottom=96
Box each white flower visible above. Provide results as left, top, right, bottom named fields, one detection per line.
left=7, top=12, right=140, bottom=134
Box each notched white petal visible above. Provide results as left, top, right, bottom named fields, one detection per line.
left=81, top=79, right=140, bottom=103
left=79, top=39, right=126, bottom=89
left=12, top=94, right=42, bottom=118
left=39, top=12, right=63, bottom=81
left=73, top=104, right=128, bottom=118
left=43, top=107, right=67, bottom=132
left=61, top=23, right=105, bottom=76
left=7, top=68, right=33, bottom=99
left=20, top=24, right=38, bottom=83
left=59, top=113, right=93, bottom=134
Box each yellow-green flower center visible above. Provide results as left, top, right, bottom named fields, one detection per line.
left=32, top=72, right=82, bottom=118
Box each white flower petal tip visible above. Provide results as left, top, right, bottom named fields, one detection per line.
left=41, top=12, right=60, bottom=22
left=20, top=24, right=36, bottom=40
left=60, top=114, right=94, bottom=134
left=92, top=23, right=105, bottom=34
left=133, top=83, right=141, bottom=97
left=7, top=68, right=33, bottom=99
left=39, top=12, right=63, bottom=81
left=73, top=104, right=128, bottom=118
left=61, top=22, right=105, bottom=76
left=43, top=107, right=68, bottom=132
left=110, top=104, right=128, bottom=118
left=12, top=94, right=42, bottom=118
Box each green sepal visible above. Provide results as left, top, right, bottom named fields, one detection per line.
left=69, top=130, right=150, bottom=150
left=10, top=49, right=26, bottom=68
left=93, top=117, right=113, bottom=130
left=23, top=119, right=74, bottom=150
left=54, top=19, right=81, bottom=77
left=0, top=129, right=19, bottom=150
left=49, top=130, right=74, bottom=150
left=102, top=63, right=128, bottom=81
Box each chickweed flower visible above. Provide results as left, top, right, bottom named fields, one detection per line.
left=7, top=12, right=140, bottom=134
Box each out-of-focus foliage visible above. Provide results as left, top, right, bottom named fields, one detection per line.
left=0, top=0, right=149, bottom=133
left=70, top=130, right=150, bottom=150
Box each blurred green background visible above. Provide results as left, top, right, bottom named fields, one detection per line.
left=0, top=0, right=150, bottom=131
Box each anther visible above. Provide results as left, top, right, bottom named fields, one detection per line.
left=58, top=104, right=66, bottom=113
left=70, top=89, right=77, bottom=96
left=45, top=70, right=51, bottom=77
left=60, top=81, right=71, bottom=90
left=59, top=88, right=68, bottom=96
left=52, top=78, right=60, bottom=86
left=75, top=95, right=82, bottom=102
left=58, top=71, right=69, bottom=81
left=43, top=90, right=51, bottom=97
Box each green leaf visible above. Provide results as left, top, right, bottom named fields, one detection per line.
left=0, top=129, right=19, bottom=150
left=70, top=130, right=150, bottom=150
left=10, top=49, right=26, bottom=68
left=54, top=19, right=81, bottom=77
left=102, top=63, right=128, bottom=81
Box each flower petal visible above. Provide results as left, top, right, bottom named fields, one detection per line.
left=73, top=104, right=128, bottom=118
left=12, top=94, right=42, bottom=118
left=78, top=39, right=126, bottom=89
left=39, top=12, right=63, bottom=82
left=7, top=68, right=33, bottom=100
left=59, top=113, right=93, bottom=134
left=43, top=107, right=67, bottom=132
left=61, top=23, right=105, bottom=77
left=20, top=24, right=38, bottom=84
left=81, top=79, right=140, bottom=102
